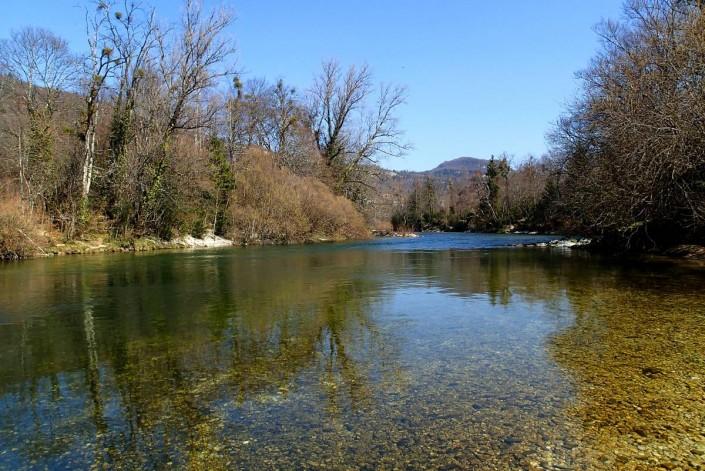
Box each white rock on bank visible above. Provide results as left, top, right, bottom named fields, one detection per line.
left=173, top=233, right=233, bottom=248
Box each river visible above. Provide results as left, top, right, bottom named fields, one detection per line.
left=0, top=233, right=703, bottom=470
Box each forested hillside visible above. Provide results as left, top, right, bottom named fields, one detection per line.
left=0, top=0, right=408, bottom=258
left=392, top=157, right=488, bottom=185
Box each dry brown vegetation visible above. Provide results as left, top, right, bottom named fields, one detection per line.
left=229, top=150, right=369, bottom=244
left=0, top=0, right=407, bottom=255
left=0, top=192, right=51, bottom=259
left=390, top=154, right=552, bottom=233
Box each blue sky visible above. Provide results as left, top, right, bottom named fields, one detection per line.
left=0, top=1, right=624, bottom=171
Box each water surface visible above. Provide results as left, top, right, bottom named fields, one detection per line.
left=0, top=234, right=703, bottom=470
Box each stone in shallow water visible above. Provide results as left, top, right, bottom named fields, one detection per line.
left=641, top=366, right=664, bottom=378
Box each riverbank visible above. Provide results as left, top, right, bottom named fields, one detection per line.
left=2, top=230, right=376, bottom=261
left=41, top=233, right=235, bottom=258
left=519, top=236, right=705, bottom=261
left=7, top=228, right=704, bottom=264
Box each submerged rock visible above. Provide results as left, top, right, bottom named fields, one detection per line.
left=641, top=366, right=664, bottom=378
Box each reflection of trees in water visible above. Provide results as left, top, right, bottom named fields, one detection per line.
left=399, top=249, right=588, bottom=307
left=4, top=248, right=701, bottom=468
left=1, top=247, right=585, bottom=469
left=0, top=249, right=402, bottom=468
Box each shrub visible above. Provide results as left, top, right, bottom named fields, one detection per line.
left=295, top=176, right=369, bottom=240
left=229, top=150, right=369, bottom=244
left=0, top=195, right=49, bottom=260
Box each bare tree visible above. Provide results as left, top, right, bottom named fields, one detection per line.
left=110, top=0, right=234, bottom=235
left=100, top=0, right=160, bottom=161
left=78, top=2, right=122, bottom=200
left=224, top=77, right=315, bottom=173
left=0, top=28, right=77, bottom=116
left=0, top=27, right=78, bottom=206
left=159, top=0, right=235, bottom=136
left=550, top=0, right=705, bottom=248
left=227, top=77, right=274, bottom=153
left=308, top=60, right=409, bottom=203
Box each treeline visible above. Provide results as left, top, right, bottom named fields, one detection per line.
left=549, top=0, right=705, bottom=250
left=391, top=155, right=552, bottom=233
left=395, top=0, right=705, bottom=251
left=0, top=0, right=407, bottom=257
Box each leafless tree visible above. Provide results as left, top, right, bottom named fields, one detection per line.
left=159, top=0, right=234, bottom=136
left=308, top=60, right=409, bottom=203
left=99, top=0, right=160, bottom=160
left=0, top=27, right=78, bottom=206
left=105, top=0, right=235, bottom=234
left=551, top=0, right=705, bottom=248
left=78, top=1, right=123, bottom=200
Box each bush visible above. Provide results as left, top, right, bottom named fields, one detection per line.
left=0, top=195, right=49, bottom=260
left=229, top=150, right=369, bottom=244
left=296, top=176, right=369, bottom=240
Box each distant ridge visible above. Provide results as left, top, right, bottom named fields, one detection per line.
left=380, top=156, right=489, bottom=193
left=425, top=156, right=488, bottom=177
left=390, top=156, right=489, bottom=179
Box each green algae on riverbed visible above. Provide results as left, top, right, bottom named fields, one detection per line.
left=0, top=234, right=703, bottom=469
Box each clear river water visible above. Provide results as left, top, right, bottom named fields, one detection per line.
left=0, top=233, right=704, bottom=470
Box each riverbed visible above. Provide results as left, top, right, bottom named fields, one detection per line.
left=0, top=233, right=703, bottom=469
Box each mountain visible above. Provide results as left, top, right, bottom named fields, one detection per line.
left=372, top=156, right=488, bottom=223
left=424, top=157, right=488, bottom=178
left=385, top=156, right=489, bottom=184
left=375, top=156, right=489, bottom=204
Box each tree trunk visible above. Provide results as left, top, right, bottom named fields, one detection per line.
left=81, top=113, right=97, bottom=199
left=18, top=129, right=24, bottom=199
